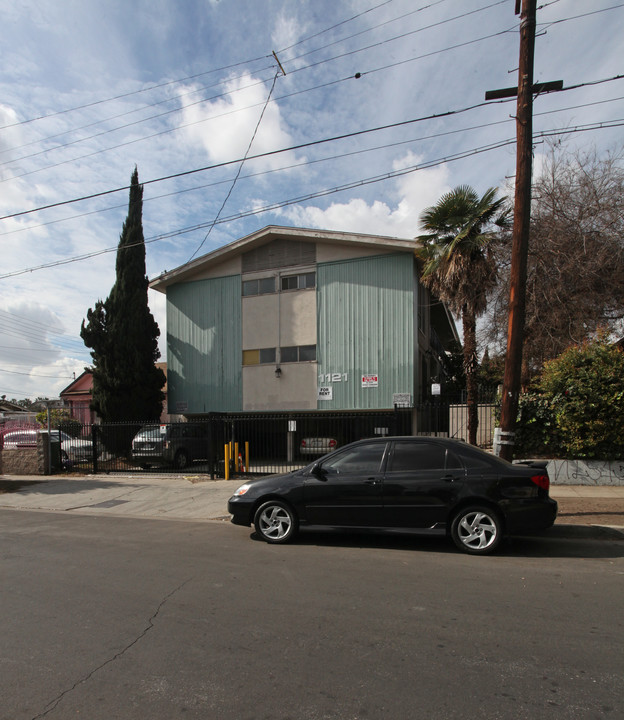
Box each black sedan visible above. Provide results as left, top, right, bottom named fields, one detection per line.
left=227, top=437, right=557, bottom=555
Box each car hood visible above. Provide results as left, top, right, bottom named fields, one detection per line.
left=234, top=470, right=304, bottom=495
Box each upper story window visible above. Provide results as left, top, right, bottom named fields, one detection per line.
left=280, top=345, right=316, bottom=363
left=243, top=348, right=276, bottom=365
left=242, top=277, right=276, bottom=297
left=242, top=272, right=316, bottom=296
left=280, top=272, right=316, bottom=291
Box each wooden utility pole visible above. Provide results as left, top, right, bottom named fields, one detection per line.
left=498, top=0, right=537, bottom=461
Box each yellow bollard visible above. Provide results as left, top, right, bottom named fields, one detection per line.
left=234, top=442, right=239, bottom=472
left=224, top=444, right=230, bottom=481
left=245, top=441, right=250, bottom=472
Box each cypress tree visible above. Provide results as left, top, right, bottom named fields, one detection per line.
left=81, top=167, right=165, bottom=422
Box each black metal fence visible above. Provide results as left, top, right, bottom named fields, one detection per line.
left=56, top=402, right=497, bottom=477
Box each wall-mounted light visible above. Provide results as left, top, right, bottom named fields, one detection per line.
left=275, top=366, right=282, bottom=378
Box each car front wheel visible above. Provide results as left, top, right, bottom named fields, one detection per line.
left=254, top=501, right=298, bottom=544
left=451, top=506, right=502, bottom=555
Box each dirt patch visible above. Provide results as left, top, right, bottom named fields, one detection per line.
left=556, top=497, right=624, bottom=527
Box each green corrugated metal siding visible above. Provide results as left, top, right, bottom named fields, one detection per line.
left=167, top=276, right=242, bottom=413
left=317, top=254, right=415, bottom=410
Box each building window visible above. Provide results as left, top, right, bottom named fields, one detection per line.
left=243, top=348, right=276, bottom=365
left=242, top=276, right=276, bottom=296
left=299, top=344, right=316, bottom=361
left=279, top=345, right=316, bottom=363
left=280, top=346, right=298, bottom=363
left=280, top=272, right=316, bottom=291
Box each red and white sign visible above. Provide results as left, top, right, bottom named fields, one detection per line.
left=361, top=374, right=378, bottom=388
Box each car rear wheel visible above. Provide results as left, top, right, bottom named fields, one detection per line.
left=451, top=506, right=502, bottom=555
left=174, top=450, right=188, bottom=469
left=254, top=501, right=298, bottom=544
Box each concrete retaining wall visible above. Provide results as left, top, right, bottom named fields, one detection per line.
left=0, top=434, right=53, bottom=475
left=546, top=459, right=624, bottom=486
left=0, top=447, right=43, bottom=475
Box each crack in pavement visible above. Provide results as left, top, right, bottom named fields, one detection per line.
left=30, top=577, right=194, bottom=719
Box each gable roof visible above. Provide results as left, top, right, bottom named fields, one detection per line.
left=60, top=369, right=93, bottom=397
left=150, top=225, right=420, bottom=292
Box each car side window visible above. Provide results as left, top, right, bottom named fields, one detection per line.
left=388, top=442, right=447, bottom=471
left=454, top=447, right=496, bottom=470
left=321, top=443, right=386, bottom=474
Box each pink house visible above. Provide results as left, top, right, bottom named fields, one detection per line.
left=60, top=363, right=171, bottom=423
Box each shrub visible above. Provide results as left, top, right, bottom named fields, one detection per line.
left=516, top=337, right=624, bottom=459
left=513, top=392, right=563, bottom=458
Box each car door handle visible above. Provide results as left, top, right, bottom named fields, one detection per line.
left=365, top=478, right=381, bottom=485
left=443, top=474, right=457, bottom=482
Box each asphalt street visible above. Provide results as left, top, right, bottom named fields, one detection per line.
left=1, top=508, right=623, bottom=720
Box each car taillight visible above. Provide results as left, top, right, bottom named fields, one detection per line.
left=329, top=439, right=336, bottom=448
left=301, top=440, right=306, bottom=447
left=531, top=473, right=550, bottom=491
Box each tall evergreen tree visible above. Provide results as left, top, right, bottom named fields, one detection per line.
left=81, top=167, right=165, bottom=422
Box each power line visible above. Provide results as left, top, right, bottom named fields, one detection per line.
left=0, top=1, right=455, bottom=163
left=0, top=97, right=519, bottom=221
left=187, top=71, right=281, bottom=262
left=0, top=20, right=516, bottom=181
left=2, top=0, right=620, bottom=186
left=0, top=57, right=272, bottom=132
left=1, top=115, right=622, bottom=281
left=0, top=368, right=75, bottom=379
left=3, top=89, right=623, bottom=240
left=3, top=71, right=623, bottom=224
left=0, top=0, right=415, bottom=132
left=282, top=0, right=500, bottom=65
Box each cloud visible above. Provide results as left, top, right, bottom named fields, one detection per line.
left=179, top=72, right=302, bottom=171
left=277, top=152, right=451, bottom=238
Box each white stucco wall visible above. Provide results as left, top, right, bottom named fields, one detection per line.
left=243, top=363, right=318, bottom=410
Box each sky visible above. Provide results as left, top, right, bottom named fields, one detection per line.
left=0, top=0, right=622, bottom=401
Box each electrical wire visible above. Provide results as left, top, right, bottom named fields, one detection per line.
left=0, top=24, right=517, bottom=182
left=0, top=0, right=420, bottom=132
left=4, top=71, right=623, bottom=224
left=0, top=368, right=75, bottom=379
left=0, top=1, right=450, bottom=154
left=187, top=71, right=281, bottom=262
left=1, top=115, right=622, bottom=281
left=0, top=96, right=519, bottom=221
left=3, top=89, right=623, bottom=240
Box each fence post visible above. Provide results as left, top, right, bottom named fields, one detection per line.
left=92, top=424, right=99, bottom=474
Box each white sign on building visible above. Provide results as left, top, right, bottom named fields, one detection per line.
left=361, top=374, right=378, bottom=388
left=318, top=386, right=333, bottom=400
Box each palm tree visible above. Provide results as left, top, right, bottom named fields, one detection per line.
left=417, top=185, right=509, bottom=445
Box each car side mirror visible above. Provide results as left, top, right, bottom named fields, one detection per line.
left=311, top=463, right=328, bottom=480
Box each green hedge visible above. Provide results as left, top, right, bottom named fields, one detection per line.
left=514, top=338, right=624, bottom=460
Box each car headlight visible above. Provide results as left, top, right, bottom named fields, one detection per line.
left=232, top=483, right=251, bottom=497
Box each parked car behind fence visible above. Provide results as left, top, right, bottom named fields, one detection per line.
left=131, top=423, right=211, bottom=469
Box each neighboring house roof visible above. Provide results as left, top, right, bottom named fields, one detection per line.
left=150, top=225, right=422, bottom=292
left=60, top=366, right=169, bottom=398
left=0, top=398, right=30, bottom=413
left=60, top=369, right=93, bottom=398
